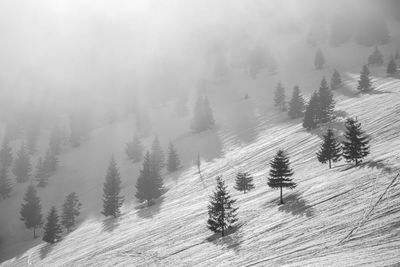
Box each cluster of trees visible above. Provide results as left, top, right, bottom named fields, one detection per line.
left=20, top=184, right=81, bottom=242
left=317, top=118, right=370, bottom=168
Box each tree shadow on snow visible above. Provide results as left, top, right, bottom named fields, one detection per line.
left=39, top=243, right=54, bottom=260
left=358, top=159, right=394, bottom=174
left=135, top=197, right=164, bottom=219
left=278, top=192, right=314, bottom=218
left=205, top=224, right=244, bottom=254
left=101, top=216, right=121, bottom=233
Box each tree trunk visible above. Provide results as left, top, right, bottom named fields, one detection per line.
left=280, top=186, right=284, bottom=205
left=329, top=159, right=331, bottom=169
left=33, top=227, right=36, bottom=238
left=355, top=158, right=358, bottom=166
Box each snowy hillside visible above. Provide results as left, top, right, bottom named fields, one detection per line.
left=2, top=71, right=400, bottom=266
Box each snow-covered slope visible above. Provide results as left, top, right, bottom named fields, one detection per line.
left=2, top=72, right=400, bottom=266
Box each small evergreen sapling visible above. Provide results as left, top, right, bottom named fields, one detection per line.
left=316, top=128, right=342, bottom=169
left=314, top=48, right=325, bottom=69
left=330, top=69, right=343, bottom=90
left=267, top=150, right=296, bottom=205
left=357, top=65, right=372, bottom=92
left=167, top=142, right=181, bottom=173
left=234, top=172, right=255, bottom=193
left=61, top=192, right=81, bottom=232
left=342, top=118, right=370, bottom=166
left=42, top=206, right=62, bottom=244
left=102, top=157, right=124, bottom=217
left=274, top=82, right=286, bottom=111
left=0, top=168, right=12, bottom=199
left=20, top=184, right=43, bottom=238
left=288, top=86, right=305, bottom=119
left=207, top=176, right=238, bottom=237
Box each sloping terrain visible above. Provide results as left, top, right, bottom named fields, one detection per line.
left=2, top=72, right=400, bottom=266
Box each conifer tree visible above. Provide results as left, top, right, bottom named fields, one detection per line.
left=368, top=46, right=384, bottom=66
left=135, top=152, right=164, bottom=206
left=42, top=206, right=62, bottom=244
left=342, top=118, right=370, bottom=166
left=35, top=157, right=50, bottom=188
left=303, top=92, right=319, bottom=130
left=0, top=139, right=13, bottom=170
left=274, top=82, right=286, bottom=111
left=125, top=135, right=143, bottom=163
left=387, top=57, right=398, bottom=76
left=288, top=86, right=305, bottom=119
left=316, top=128, right=342, bottom=169
left=314, top=48, right=325, bottom=69
left=20, top=184, right=42, bottom=238
left=317, top=77, right=335, bottom=123
left=43, top=146, right=58, bottom=174
left=330, top=69, right=343, bottom=90
left=0, top=168, right=12, bottom=199
left=190, top=94, right=215, bottom=133
left=207, top=176, right=238, bottom=237
left=12, top=144, right=32, bottom=183
left=150, top=136, right=165, bottom=172
left=234, top=172, right=255, bottom=193
left=267, top=150, right=296, bottom=205
left=61, top=192, right=81, bottom=232
left=167, top=142, right=181, bottom=173
left=357, top=65, right=373, bottom=92
left=102, top=157, right=124, bottom=218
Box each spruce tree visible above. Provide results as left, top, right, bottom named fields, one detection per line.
left=303, top=92, right=319, bottom=130
left=61, top=192, right=81, bottom=232
left=150, top=136, right=165, bottom=172
left=125, top=135, right=143, bottom=163
left=314, top=48, right=325, bottom=69
left=317, top=77, right=335, bottom=123
left=288, top=86, right=305, bottom=119
left=35, top=157, right=50, bottom=187
left=207, top=176, right=238, bottom=237
left=0, top=168, right=12, bottom=199
left=387, top=57, right=398, bottom=76
left=20, top=184, right=42, bottom=238
left=357, top=65, right=373, bottom=92
left=267, top=150, right=296, bottom=205
left=274, top=82, right=286, bottom=111
left=12, top=144, right=32, bottom=183
left=167, top=142, right=181, bottom=173
left=42, top=206, right=62, bottom=244
left=0, top=139, right=13, bottom=171
left=368, top=46, right=384, bottom=66
left=342, top=118, right=370, bottom=166
left=330, top=69, right=343, bottom=90
left=316, top=128, right=342, bottom=169
left=102, top=157, right=124, bottom=218
left=135, top=152, right=164, bottom=206
left=234, top=172, right=255, bottom=193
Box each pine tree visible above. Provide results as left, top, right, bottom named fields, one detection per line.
left=0, top=138, right=13, bottom=171
left=330, top=69, right=343, bottom=90
left=387, top=57, right=398, bottom=76
left=368, top=46, right=384, bottom=66
left=357, top=65, right=373, bottom=92
left=12, top=144, right=32, bottom=183
left=0, top=168, right=12, bottom=199
left=167, top=142, right=181, bottom=173
left=234, top=172, right=255, bottom=193
left=42, top=206, right=62, bottom=244
left=317, top=77, right=335, bottom=123
left=288, top=86, right=305, bottom=119
left=314, top=48, right=325, bottom=69
left=125, top=135, right=143, bottom=163
left=150, top=136, right=165, bottom=172
left=267, top=150, right=296, bottom=205
left=102, top=157, right=124, bottom=217
left=342, top=118, right=370, bottom=166
left=316, top=128, right=342, bottom=169
left=135, top=152, right=164, bottom=206
left=274, top=82, right=286, bottom=111
left=61, top=192, right=81, bottom=232
left=207, top=176, right=238, bottom=237
left=35, top=157, right=50, bottom=187
left=20, top=184, right=42, bottom=238
left=303, top=92, right=319, bottom=130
